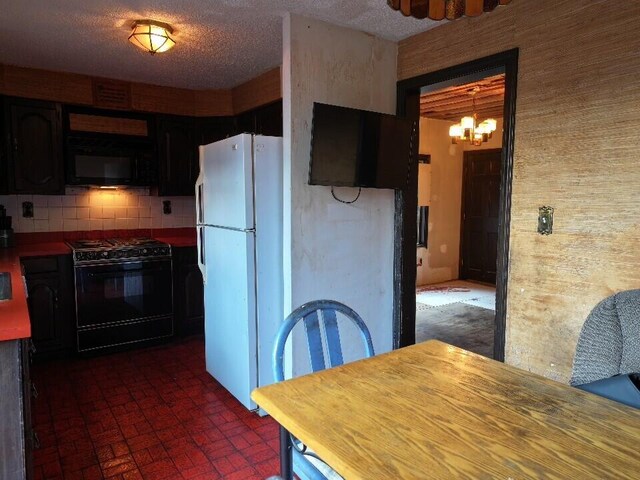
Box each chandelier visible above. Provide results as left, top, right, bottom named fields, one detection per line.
left=387, top=0, right=513, bottom=21
left=448, top=88, right=497, bottom=146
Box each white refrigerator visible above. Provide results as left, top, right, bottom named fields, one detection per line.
left=195, top=133, right=283, bottom=411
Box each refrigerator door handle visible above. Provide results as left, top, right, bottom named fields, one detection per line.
left=196, top=177, right=205, bottom=225
left=197, top=226, right=206, bottom=284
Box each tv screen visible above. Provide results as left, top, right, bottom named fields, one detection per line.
left=309, top=102, right=413, bottom=189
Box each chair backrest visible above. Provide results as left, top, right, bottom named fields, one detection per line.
left=273, top=299, right=375, bottom=382
left=570, top=289, right=640, bottom=386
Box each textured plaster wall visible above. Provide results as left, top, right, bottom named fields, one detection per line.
left=283, top=14, right=397, bottom=374
left=399, top=0, right=640, bottom=381
left=416, top=117, right=503, bottom=286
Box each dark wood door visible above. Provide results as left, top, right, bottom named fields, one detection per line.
left=460, top=149, right=502, bottom=284
left=173, top=246, right=204, bottom=336
left=8, top=101, right=64, bottom=194
left=157, top=116, right=198, bottom=196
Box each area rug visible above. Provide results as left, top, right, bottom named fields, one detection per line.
left=416, top=302, right=494, bottom=358
left=416, top=285, right=471, bottom=293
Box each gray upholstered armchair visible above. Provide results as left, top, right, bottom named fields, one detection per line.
left=570, top=289, right=640, bottom=386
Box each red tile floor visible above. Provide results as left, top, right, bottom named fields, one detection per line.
left=31, top=337, right=280, bottom=480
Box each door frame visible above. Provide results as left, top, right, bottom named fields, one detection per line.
left=393, top=49, right=518, bottom=362
left=459, top=148, right=503, bottom=284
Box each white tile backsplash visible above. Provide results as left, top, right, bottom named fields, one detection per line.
left=76, top=207, right=90, bottom=219
left=0, top=187, right=196, bottom=233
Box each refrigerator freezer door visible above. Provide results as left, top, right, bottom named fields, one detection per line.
left=204, top=226, right=258, bottom=410
left=199, top=134, right=254, bottom=230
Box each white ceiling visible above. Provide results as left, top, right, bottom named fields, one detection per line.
left=0, top=0, right=439, bottom=90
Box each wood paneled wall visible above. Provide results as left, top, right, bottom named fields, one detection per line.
left=0, top=64, right=279, bottom=117
left=232, top=67, right=281, bottom=114
left=398, top=0, right=640, bottom=382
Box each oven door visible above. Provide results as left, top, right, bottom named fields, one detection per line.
left=75, top=259, right=173, bottom=328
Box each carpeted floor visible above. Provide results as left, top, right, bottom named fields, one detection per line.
left=416, top=302, right=495, bottom=358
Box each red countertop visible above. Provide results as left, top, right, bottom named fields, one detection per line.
left=155, top=235, right=197, bottom=247
left=1, top=228, right=195, bottom=342
left=0, top=243, right=72, bottom=341
left=0, top=248, right=29, bottom=341
left=154, top=227, right=197, bottom=247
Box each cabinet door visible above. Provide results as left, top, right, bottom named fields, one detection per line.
left=174, top=247, right=204, bottom=336
left=234, top=101, right=283, bottom=137
left=255, top=101, right=283, bottom=137
left=181, top=265, right=204, bottom=335
left=23, top=255, right=74, bottom=357
left=20, top=339, right=34, bottom=480
left=198, top=116, right=236, bottom=146
left=235, top=110, right=256, bottom=135
left=157, top=116, right=198, bottom=196
left=26, top=275, right=65, bottom=354
left=8, top=101, right=64, bottom=194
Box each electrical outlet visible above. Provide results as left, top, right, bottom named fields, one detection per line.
left=162, top=200, right=172, bottom=215
left=22, top=201, right=34, bottom=218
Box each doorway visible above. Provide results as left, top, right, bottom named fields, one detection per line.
left=394, top=49, right=518, bottom=361
left=413, top=75, right=502, bottom=358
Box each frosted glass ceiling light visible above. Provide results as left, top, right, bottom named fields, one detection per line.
left=128, top=20, right=176, bottom=55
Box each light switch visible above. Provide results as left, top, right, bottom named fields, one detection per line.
left=538, top=206, right=553, bottom=235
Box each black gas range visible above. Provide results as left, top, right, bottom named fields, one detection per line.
left=68, top=238, right=174, bottom=353
left=68, top=237, right=172, bottom=264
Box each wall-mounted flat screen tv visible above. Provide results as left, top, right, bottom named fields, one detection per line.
left=309, top=102, right=413, bottom=189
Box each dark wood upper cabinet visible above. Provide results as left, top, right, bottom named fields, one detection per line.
left=5, top=98, right=64, bottom=194
left=155, top=115, right=236, bottom=196
left=198, top=116, right=236, bottom=146
left=156, top=116, right=198, bottom=196
left=235, top=101, right=283, bottom=137
left=254, top=100, right=283, bottom=137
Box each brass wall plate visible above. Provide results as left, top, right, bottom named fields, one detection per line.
left=538, top=206, right=554, bottom=235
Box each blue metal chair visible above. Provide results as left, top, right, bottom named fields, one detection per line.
left=272, top=300, right=375, bottom=480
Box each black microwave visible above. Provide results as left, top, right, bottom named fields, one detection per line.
left=66, top=135, right=157, bottom=187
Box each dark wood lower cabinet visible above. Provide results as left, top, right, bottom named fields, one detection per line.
left=0, top=339, right=34, bottom=480
left=173, top=246, right=204, bottom=336
left=22, top=255, right=75, bottom=359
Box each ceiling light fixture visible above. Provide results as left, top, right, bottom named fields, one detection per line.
left=387, top=0, right=513, bottom=21
left=128, top=20, right=176, bottom=55
left=449, top=87, right=497, bottom=146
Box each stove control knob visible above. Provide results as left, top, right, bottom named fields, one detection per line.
left=102, top=251, right=108, bottom=257
left=142, top=249, right=148, bottom=254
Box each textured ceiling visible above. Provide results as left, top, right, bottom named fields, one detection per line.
left=0, top=0, right=439, bottom=90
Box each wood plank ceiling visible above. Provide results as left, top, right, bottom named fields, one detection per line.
left=420, top=74, right=504, bottom=121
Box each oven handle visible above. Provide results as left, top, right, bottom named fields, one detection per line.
left=75, top=258, right=172, bottom=268
left=86, top=266, right=169, bottom=278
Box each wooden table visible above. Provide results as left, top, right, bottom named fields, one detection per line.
left=251, top=340, right=640, bottom=479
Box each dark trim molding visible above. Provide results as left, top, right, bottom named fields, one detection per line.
left=394, top=48, right=519, bottom=361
